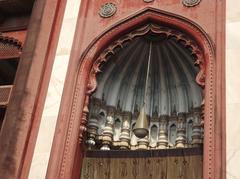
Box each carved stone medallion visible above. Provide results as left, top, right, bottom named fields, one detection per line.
left=99, top=3, right=117, bottom=18
left=182, top=0, right=201, bottom=7
left=143, top=0, right=154, bottom=2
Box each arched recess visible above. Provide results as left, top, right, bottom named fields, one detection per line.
left=47, top=8, right=219, bottom=179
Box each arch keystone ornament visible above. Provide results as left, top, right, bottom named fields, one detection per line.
left=99, top=2, right=117, bottom=18
left=182, top=0, right=201, bottom=7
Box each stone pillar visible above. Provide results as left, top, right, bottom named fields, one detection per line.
left=137, top=136, right=149, bottom=150
left=86, top=99, right=101, bottom=149
left=191, top=107, right=203, bottom=146
left=157, top=115, right=168, bottom=149
left=168, top=111, right=178, bottom=147
left=119, top=112, right=131, bottom=150
left=86, top=118, right=98, bottom=149
left=176, top=113, right=187, bottom=148
left=100, top=106, right=115, bottom=150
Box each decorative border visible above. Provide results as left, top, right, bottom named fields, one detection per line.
left=89, top=23, right=205, bottom=94
left=86, top=147, right=203, bottom=158
left=48, top=7, right=221, bottom=179
left=0, top=33, right=23, bottom=50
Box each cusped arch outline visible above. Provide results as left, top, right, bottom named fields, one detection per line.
left=58, top=7, right=216, bottom=179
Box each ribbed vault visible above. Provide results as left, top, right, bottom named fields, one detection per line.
left=93, top=24, right=203, bottom=117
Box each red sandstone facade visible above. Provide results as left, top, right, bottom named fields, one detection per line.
left=0, top=0, right=225, bottom=179
left=0, top=0, right=67, bottom=178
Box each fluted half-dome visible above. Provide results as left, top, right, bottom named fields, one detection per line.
left=93, top=32, right=202, bottom=117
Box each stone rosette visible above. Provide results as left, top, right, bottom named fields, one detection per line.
left=143, top=0, right=154, bottom=3
left=99, top=2, right=117, bottom=18
left=182, top=0, right=201, bottom=7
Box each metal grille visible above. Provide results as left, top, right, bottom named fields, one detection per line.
left=0, top=85, right=13, bottom=106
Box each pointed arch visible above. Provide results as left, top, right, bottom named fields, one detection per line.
left=47, top=7, right=218, bottom=179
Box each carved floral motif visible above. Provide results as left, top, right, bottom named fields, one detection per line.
left=182, top=0, right=201, bottom=7
left=143, top=0, right=154, bottom=3
left=99, top=3, right=117, bottom=18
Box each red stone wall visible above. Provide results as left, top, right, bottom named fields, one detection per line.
left=47, top=1, right=226, bottom=179
left=74, top=0, right=222, bottom=57
left=0, top=0, right=68, bottom=178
